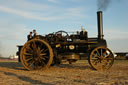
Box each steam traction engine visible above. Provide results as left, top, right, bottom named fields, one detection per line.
left=17, top=11, right=114, bottom=70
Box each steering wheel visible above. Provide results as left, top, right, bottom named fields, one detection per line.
left=55, top=30, right=69, bottom=38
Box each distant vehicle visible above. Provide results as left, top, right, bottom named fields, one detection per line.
left=113, top=53, right=117, bottom=58
left=107, top=51, right=117, bottom=58
left=126, top=54, right=128, bottom=59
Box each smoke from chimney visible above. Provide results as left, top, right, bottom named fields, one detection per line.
left=97, top=0, right=111, bottom=11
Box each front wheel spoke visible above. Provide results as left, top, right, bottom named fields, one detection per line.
left=103, top=63, right=111, bottom=69
left=102, top=59, right=107, bottom=63
left=105, top=54, right=110, bottom=58
left=96, top=50, right=100, bottom=57
left=99, top=62, right=105, bottom=70
left=103, top=60, right=113, bottom=67
left=97, top=63, right=102, bottom=69
left=96, top=49, right=100, bottom=57
left=93, top=59, right=100, bottom=64
left=92, top=53, right=100, bottom=58
left=104, top=58, right=113, bottom=60
left=101, top=49, right=103, bottom=57
left=104, top=51, right=113, bottom=58
left=91, top=57, right=99, bottom=60
left=103, top=51, right=107, bottom=57
left=97, top=60, right=101, bottom=65
left=93, top=59, right=99, bottom=65
left=101, top=60, right=108, bottom=67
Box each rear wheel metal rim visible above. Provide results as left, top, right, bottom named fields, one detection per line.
left=20, top=39, right=53, bottom=70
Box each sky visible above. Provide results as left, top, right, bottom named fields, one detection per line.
left=0, top=0, right=128, bottom=57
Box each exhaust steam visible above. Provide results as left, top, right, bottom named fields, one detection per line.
left=97, top=0, right=111, bottom=11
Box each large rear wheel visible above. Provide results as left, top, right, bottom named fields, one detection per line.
left=89, top=47, right=114, bottom=70
left=20, top=39, right=53, bottom=70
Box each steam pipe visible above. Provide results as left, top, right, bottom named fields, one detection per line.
left=97, top=11, right=104, bottom=39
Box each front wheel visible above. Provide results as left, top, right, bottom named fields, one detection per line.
left=88, top=47, right=114, bottom=70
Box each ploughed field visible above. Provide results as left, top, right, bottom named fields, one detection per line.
left=0, top=59, right=128, bottom=85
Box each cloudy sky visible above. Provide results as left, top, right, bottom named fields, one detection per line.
left=0, top=0, right=128, bottom=57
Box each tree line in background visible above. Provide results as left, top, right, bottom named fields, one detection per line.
left=115, top=52, right=128, bottom=60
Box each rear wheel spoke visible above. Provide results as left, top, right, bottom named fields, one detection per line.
left=40, top=53, right=47, bottom=56
left=40, top=49, right=48, bottom=53
left=40, top=56, right=46, bottom=60
left=28, top=60, right=35, bottom=67
left=32, top=41, right=37, bottom=50
left=24, top=52, right=32, bottom=56
left=25, top=57, right=33, bottom=62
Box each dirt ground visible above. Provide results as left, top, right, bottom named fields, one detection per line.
left=0, top=59, right=128, bottom=85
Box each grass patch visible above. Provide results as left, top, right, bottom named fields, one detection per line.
left=114, top=60, right=128, bottom=64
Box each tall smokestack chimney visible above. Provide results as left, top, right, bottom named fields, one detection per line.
left=97, top=11, right=104, bottom=39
